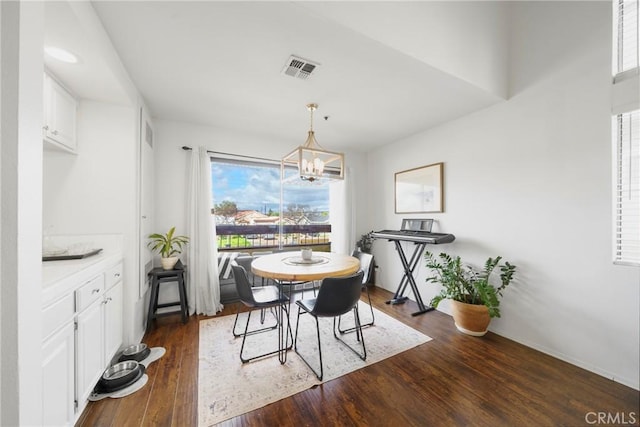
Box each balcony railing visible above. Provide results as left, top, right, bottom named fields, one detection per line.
left=216, top=224, right=331, bottom=253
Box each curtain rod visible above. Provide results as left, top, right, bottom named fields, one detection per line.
left=181, top=145, right=280, bottom=164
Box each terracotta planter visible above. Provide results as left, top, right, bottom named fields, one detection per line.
left=161, top=256, right=179, bottom=270
left=450, top=300, right=491, bottom=336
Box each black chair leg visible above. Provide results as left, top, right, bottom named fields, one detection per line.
left=337, top=287, right=375, bottom=334
left=232, top=303, right=278, bottom=338
left=364, top=286, right=375, bottom=325
left=294, top=306, right=324, bottom=381
left=333, top=309, right=367, bottom=361
left=295, top=308, right=366, bottom=380
left=239, top=309, right=253, bottom=362
left=239, top=304, right=293, bottom=363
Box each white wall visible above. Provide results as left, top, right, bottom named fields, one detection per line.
left=43, top=101, right=135, bottom=234
left=1, top=1, right=4, bottom=417
left=367, top=2, right=639, bottom=389
left=43, top=100, right=141, bottom=344
left=0, top=2, right=44, bottom=425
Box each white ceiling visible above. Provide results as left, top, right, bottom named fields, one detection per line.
left=44, top=1, right=510, bottom=153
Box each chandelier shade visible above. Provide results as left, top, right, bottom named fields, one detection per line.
left=282, top=103, right=344, bottom=182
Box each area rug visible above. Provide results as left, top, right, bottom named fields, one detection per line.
left=198, top=301, right=432, bottom=426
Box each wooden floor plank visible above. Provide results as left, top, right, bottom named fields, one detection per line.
left=172, top=316, right=200, bottom=426
left=76, top=286, right=639, bottom=427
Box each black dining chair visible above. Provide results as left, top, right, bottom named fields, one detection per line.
left=234, top=255, right=271, bottom=324
left=231, top=265, right=293, bottom=363
left=338, top=250, right=375, bottom=333
left=234, top=255, right=257, bottom=285
left=294, top=271, right=366, bottom=380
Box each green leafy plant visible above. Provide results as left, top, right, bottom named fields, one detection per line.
left=425, top=251, right=517, bottom=318
left=356, top=231, right=374, bottom=253
left=147, top=227, right=189, bottom=258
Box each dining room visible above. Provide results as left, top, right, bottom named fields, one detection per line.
left=2, top=1, right=639, bottom=426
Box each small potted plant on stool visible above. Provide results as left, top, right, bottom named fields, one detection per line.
left=148, top=227, right=189, bottom=270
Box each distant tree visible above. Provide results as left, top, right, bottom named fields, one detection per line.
left=284, top=203, right=314, bottom=224
left=214, top=200, right=238, bottom=224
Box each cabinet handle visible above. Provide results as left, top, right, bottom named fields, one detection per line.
left=114, top=273, right=121, bottom=278
left=52, top=130, right=59, bottom=135
left=92, top=288, right=100, bottom=294
left=43, top=125, right=49, bottom=131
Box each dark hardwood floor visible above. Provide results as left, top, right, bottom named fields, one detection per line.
left=77, top=286, right=639, bottom=427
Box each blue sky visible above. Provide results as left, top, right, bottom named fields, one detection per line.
left=211, top=162, right=329, bottom=213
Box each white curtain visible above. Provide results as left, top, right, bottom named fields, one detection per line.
left=329, top=167, right=355, bottom=255
left=186, top=146, right=223, bottom=315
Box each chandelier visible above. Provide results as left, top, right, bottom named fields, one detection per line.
left=282, top=103, right=344, bottom=182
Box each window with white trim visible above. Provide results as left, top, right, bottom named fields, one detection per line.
left=614, top=0, right=639, bottom=80
left=613, top=0, right=640, bottom=265
left=210, top=155, right=331, bottom=251
left=614, top=110, right=640, bottom=265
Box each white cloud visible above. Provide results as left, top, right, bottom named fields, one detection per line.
left=211, top=162, right=329, bottom=212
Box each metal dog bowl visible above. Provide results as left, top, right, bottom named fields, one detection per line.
left=119, top=343, right=151, bottom=362
left=103, top=361, right=139, bottom=381
left=96, top=361, right=142, bottom=392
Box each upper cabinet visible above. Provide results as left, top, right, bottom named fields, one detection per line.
left=43, top=72, right=77, bottom=153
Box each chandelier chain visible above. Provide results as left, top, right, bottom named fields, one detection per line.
left=307, top=103, right=317, bottom=132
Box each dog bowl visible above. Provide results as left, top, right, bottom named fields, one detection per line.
left=95, top=362, right=145, bottom=394
left=97, top=361, right=141, bottom=391
left=103, top=361, right=139, bottom=381
left=118, top=343, right=151, bottom=362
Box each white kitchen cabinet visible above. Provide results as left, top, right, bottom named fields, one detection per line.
left=75, top=262, right=124, bottom=415
left=43, top=72, right=77, bottom=153
left=42, top=322, right=75, bottom=427
left=104, top=269, right=124, bottom=363
left=42, top=255, right=124, bottom=424
left=75, top=275, right=105, bottom=406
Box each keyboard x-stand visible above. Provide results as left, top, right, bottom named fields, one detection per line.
left=371, top=230, right=455, bottom=316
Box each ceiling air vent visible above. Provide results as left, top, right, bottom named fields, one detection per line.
left=282, top=55, right=319, bottom=80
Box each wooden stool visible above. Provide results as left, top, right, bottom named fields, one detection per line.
left=147, top=264, right=188, bottom=330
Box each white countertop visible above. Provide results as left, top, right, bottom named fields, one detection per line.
left=41, top=234, right=124, bottom=307
left=42, top=249, right=121, bottom=287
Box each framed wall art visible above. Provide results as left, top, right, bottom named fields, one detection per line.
left=395, top=162, right=443, bottom=213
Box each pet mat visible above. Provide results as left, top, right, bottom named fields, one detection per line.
left=88, top=346, right=165, bottom=401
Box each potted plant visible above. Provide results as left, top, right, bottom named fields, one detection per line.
left=147, top=227, right=189, bottom=270
left=424, top=251, right=517, bottom=336
left=356, top=231, right=377, bottom=285
left=356, top=231, right=374, bottom=254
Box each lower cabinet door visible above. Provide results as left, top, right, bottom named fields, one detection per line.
left=42, top=322, right=75, bottom=427
left=104, top=280, right=123, bottom=363
left=76, top=298, right=104, bottom=407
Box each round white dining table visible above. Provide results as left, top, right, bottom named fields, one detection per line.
left=251, top=251, right=360, bottom=282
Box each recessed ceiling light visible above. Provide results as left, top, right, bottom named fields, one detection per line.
left=44, top=46, right=78, bottom=64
